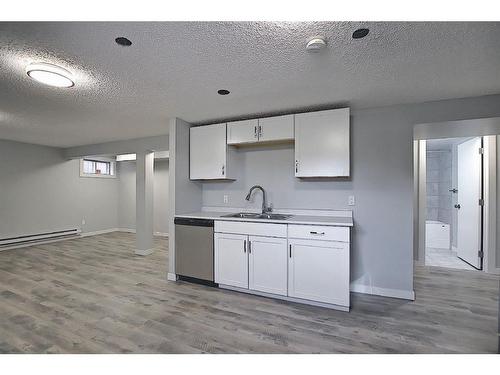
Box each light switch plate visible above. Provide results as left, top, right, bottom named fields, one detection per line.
left=348, top=195, right=355, bottom=206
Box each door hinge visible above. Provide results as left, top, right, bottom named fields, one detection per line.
left=479, top=198, right=484, bottom=206
left=479, top=147, right=484, bottom=154
left=478, top=250, right=484, bottom=258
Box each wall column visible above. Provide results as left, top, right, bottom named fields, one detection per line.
left=136, top=150, right=154, bottom=255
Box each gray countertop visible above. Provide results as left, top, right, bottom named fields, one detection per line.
left=175, top=211, right=353, bottom=227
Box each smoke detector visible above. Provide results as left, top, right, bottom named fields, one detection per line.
left=306, top=37, right=327, bottom=52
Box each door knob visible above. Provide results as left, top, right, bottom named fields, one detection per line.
left=454, top=204, right=461, bottom=209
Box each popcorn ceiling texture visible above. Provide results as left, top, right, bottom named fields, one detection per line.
left=0, top=22, right=500, bottom=147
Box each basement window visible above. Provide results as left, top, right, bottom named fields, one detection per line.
left=80, top=158, right=116, bottom=178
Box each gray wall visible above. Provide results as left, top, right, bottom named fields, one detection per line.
left=117, top=160, right=170, bottom=234
left=201, top=94, right=500, bottom=294
left=0, top=139, right=119, bottom=237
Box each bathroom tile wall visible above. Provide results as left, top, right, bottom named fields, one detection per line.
left=426, top=150, right=452, bottom=225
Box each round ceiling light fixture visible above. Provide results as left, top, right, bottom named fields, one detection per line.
left=26, top=62, right=74, bottom=88
left=115, top=37, right=132, bottom=46
left=217, top=89, right=230, bottom=95
left=352, top=28, right=370, bottom=39
left=306, top=37, right=327, bottom=52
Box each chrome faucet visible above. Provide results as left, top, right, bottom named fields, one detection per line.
left=245, top=185, right=272, bottom=214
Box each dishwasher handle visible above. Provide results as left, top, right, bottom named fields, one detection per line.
left=174, top=217, right=214, bottom=227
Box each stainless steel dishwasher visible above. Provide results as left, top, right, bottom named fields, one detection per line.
left=174, top=217, right=214, bottom=283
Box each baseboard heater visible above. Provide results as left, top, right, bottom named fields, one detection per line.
left=0, top=228, right=81, bottom=249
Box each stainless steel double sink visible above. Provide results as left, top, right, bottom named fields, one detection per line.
left=221, top=212, right=292, bottom=220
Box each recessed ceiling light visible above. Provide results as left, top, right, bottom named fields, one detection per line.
left=306, top=37, right=327, bottom=52
left=115, top=37, right=132, bottom=46
left=218, top=89, right=230, bottom=95
left=26, top=62, right=74, bottom=88
left=352, top=28, right=370, bottom=39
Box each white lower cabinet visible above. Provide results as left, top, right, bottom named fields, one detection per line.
left=288, top=239, right=350, bottom=306
left=214, top=233, right=248, bottom=288
left=248, top=236, right=288, bottom=296
left=215, top=232, right=288, bottom=295
left=214, top=220, right=350, bottom=310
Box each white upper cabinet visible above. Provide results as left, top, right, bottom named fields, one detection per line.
left=294, top=108, right=350, bottom=177
left=227, top=119, right=259, bottom=145
left=190, top=123, right=232, bottom=180
left=227, top=115, right=294, bottom=145
left=258, top=115, right=294, bottom=143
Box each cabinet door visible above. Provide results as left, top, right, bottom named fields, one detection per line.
left=295, top=108, right=350, bottom=177
left=258, top=115, right=294, bottom=142
left=190, top=123, right=227, bottom=180
left=214, top=233, right=248, bottom=288
left=288, top=239, right=349, bottom=306
left=248, top=236, right=288, bottom=296
left=227, top=119, right=259, bottom=145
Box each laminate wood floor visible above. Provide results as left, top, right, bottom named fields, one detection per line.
left=0, top=232, right=498, bottom=353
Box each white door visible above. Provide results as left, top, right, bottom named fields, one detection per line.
left=227, top=119, right=259, bottom=145
left=294, top=108, right=350, bottom=177
left=214, top=233, right=248, bottom=288
left=258, top=115, right=294, bottom=142
left=288, top=239, right=349, bottom=306
left=190, top=123, right=227, bottom=179
left=248, top=236, right=288, bottom=296
left=457, top=137, right=482, bottom=269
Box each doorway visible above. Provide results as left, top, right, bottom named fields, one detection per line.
left=425, top=137, right=482, bottom=270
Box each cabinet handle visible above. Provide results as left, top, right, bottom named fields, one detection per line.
left=254, top=126, right=258, bottom=138
left=295, top=160, right=299, bottom=173
left=289, top=244, right=292, bottom=258
left=258, top=125, right=262, bottom=138
left=222, top=165, right=225, bottom=176
left=248, top=240, right=252, bottom=254
left=244, top=240, right=246, bottom=253
left=310, top=231, right=325, bottom=235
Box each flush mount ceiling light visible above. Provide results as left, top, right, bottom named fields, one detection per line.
left=26, top=62, right=74, bottom=88
left=352, top=28, right=370, bottom=39
left=306, top=37, right=327, bottom=52
left=115, top=37, right=132, bottom=46
left=217, top=89, right=230, bottom=95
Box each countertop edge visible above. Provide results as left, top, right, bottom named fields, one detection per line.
left=175, top=213, right=354, bottom=227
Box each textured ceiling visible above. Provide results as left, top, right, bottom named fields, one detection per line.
left=1, top=22, right=500, bottom=147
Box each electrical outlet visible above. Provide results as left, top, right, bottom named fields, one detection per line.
left=223, top=195, right=229, bottom=204
left=82, top=218, right=86, bottom=225
left=348, top=195, right=355, bottom=206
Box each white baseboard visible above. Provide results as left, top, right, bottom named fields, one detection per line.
left=350, top=283, right=415, bottom=301
left=116, top=228, right=135, bottom=233
left=167, top=272, right=178, bottom=281
left=154, top=232, right=169, bottom=237
left=114, top=228, right=168, bottom=237
left=486, top=267, right=500, bottom=275
left=81, top=228, right=120, bottom=237
left=135, top=248, right=154, bottom=256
